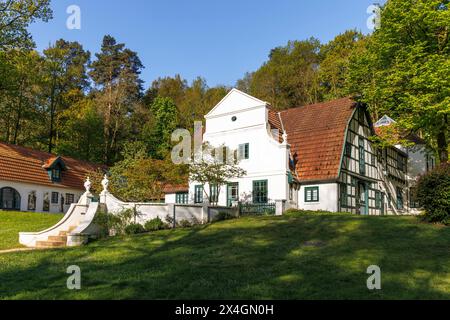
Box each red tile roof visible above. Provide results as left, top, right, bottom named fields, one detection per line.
left=268, top=109, right=284, bottom=143
left=0, top=142, right=105, bottom=190
left=279, top=97, right=357, bottom=182
left=163, top=183, right=189, bottom=194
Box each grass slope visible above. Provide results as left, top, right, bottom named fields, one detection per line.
left=0, top=211, right=64, bottom=250
left=0, top=213, right=449, bottom=299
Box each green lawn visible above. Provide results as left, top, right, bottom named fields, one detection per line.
left=0, top=211, right=64, bottom=250
left=0, top=212, right=449, bottom=299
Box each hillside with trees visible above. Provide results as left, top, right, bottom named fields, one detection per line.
left=0, top=0, right=448, bottom=199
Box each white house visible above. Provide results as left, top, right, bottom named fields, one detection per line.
left=164, top=89, right=435, bottom=215
left=0, top=142, right=104, bottom=213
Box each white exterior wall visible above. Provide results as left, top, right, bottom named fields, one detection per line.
left=188, top=89, right=291, bottom=207
left=165, top=193, right=176, bottom=204
left=0, top=180, right=82, bottom=213
left=298, top=183, right=339, bottom=212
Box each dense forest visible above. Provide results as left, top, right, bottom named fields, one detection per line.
left=0, top=0, right=448, bottom=199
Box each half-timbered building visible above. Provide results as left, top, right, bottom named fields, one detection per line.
left=164, top=89, right=434, bottom=215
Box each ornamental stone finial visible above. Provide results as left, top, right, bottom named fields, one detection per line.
left=101, top=174, right=109, bottom=192
left=84, top=177, right=91, bottom=193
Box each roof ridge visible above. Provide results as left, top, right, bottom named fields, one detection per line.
left=0, top=141, right=103, bottom=167
left=279, top=96, right=355, bottom=114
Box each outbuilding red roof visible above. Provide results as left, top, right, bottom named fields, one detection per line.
left=280, top=97, right=357, bottom=183
left=0, top=142, right=105, bottom=190
left=163, top=183, right=189, bottom=194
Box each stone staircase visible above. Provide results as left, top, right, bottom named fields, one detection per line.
left=35, top=226, right=77, bottom=248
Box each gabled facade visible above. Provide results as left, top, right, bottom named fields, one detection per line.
left=166, top=89, right=432, bottom=215
left=187, top=89, right=292, bottom=208
left=0, top=142, right=104, bottom=213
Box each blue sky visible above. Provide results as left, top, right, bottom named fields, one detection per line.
left=30, top=0, right=384, bottom=88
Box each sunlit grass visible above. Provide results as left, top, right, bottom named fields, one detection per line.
left=0, top=213, right=449, bottom=299
left=0, top=211, right=63, bottom=250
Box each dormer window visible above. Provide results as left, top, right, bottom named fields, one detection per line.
left=44, top=156, right=66, bottom=183
left=51, top=168, right=61, bottom=182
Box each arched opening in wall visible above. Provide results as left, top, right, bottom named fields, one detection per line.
left=0, top=187, right=21, bottom=211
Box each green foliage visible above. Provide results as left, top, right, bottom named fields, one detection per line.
left=146, top=97, right=178, bottom=159
left=144, top=217, right=168, bottom=232
left=93, top=208, right=137, bottom=236
left=177, top=219, right=193, bottom=228
left=165, top=214, right=175, bottom=227
left=244, top=38, right=322, bottom=109
left=94, top=142, right=188, bottom=202
left=347, top=0, right=450, bottom=162
left=89, top=35, right=144, bottom=164
left=284, top=209, right=352, bottom=216
left=124, top=223, right=146, bottom=235
left=416, top=164, right=450, bottom=225
left=318, top=30, right=365, bottom=100
left=0, top=0, right=53, bottom=49
left=216, top=211, right=235, bottom=221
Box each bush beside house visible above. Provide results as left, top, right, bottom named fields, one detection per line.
left=416, top=164, right=450, bottom=225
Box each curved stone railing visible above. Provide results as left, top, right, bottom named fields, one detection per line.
left=19, top=202, right=90, bottom=247
left=67, top=201, right=100, bottom=247
left=19, top=177, right=100, bottom=248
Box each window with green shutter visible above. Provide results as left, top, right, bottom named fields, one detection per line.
left=305, top=186, right=319, bottom=202
left=238, top=143, right=250, bottom=160
left=209, top=184, right=219, bottom=203
left=194, top=185, right=203, bottom=203
left=253, top=180, right=268, bottom=203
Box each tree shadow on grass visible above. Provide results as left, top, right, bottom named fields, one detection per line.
left=0, top=215, right=449, bottom=299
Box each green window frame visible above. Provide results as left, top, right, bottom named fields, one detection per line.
left=238, top=143, right=250, bottom=160
left=51, top=168, right=61, bottom=182
left=340, top=183, right=347, bottom=207
left=194, top=185, right=203, bottom=204
left=209, top=184, right=219, bottom=203
left=396, top=187, right=404, bottom=210
left=305, top=186, right=319, bottom=203
left=359, top=137, right=366, bottom=176
left=253, top=180, right=268, bottom=204
left=175, top=192, right=189, bottom=204
left=345, top=142, right=352, bottom=157
left=375, top=191, right=382, bottom=209
left=227, top=182, right=239, bottom=207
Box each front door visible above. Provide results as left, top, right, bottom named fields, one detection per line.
left=227, top=183, right=239, bottom=207
left=358, top=181, right=368, bottom=215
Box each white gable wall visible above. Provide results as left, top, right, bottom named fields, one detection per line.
left=189, top=89, right=291, bottom=206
